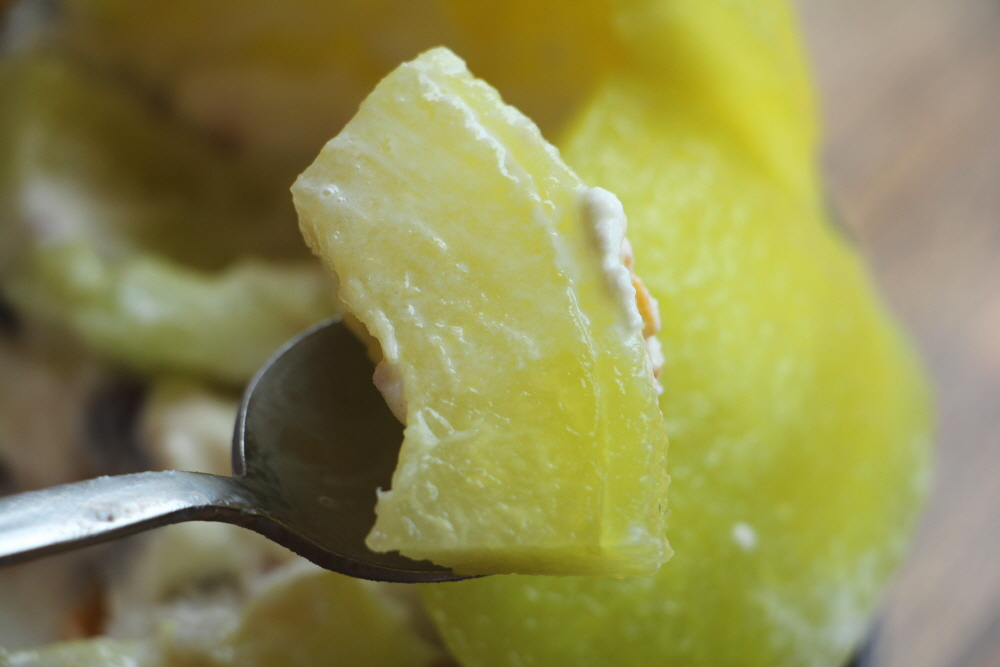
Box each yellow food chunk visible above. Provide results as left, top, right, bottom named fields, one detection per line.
left=293, top=47, right=669, bottom=576
left=216, top=565, right=439, bottom=667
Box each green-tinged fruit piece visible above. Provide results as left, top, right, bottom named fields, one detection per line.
left=0, top=56, right=335, bottom=384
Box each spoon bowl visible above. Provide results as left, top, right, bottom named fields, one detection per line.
left=234, top=318, right=457, bottom=581
left=0, top=319, right=464, bottom=583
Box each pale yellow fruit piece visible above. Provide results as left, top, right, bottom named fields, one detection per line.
left=293, top=47, right=669, bottom=576
left=215, top=565, right=439, bottom=667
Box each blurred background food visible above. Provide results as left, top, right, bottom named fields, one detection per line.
left=0, top=1, right=994, bottom=666
left=797, top=2, right=1000, bottom=666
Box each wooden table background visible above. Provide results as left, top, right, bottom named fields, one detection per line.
left=797, top=2, right=1000, bottom=666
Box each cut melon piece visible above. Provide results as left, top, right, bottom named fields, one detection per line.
left=292, top=47, right=669, bottom=576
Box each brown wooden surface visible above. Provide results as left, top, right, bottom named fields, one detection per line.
left=797, top=2, right=1000, bottom=666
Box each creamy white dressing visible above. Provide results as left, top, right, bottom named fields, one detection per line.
left=579, top=186, right=664, bottom=391
left=646, top=336, right=665, bottom=395
left=732, top=522, right=759, bottom=551
left=578, top=187, right=644, bottom=331
left=373, top=358, right=407, bottom=423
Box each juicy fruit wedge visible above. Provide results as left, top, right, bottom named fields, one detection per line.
left=293, top=47, right=669, bottom=576
left=215, top=566, right=440, bottom=667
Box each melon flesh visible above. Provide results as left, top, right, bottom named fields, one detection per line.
left=293, top=47, right=669, bottom=577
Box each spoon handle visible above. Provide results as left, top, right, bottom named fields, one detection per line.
left=0, top=470, right=255, bottom=566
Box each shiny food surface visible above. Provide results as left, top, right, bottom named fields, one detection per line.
left=293, top=48, right=669, bottom=577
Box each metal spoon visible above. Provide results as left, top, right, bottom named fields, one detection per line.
left=0, top=319, right=463, bottom=583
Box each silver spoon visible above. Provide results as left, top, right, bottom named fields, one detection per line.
left=0, top=319, right=464, bottom=583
